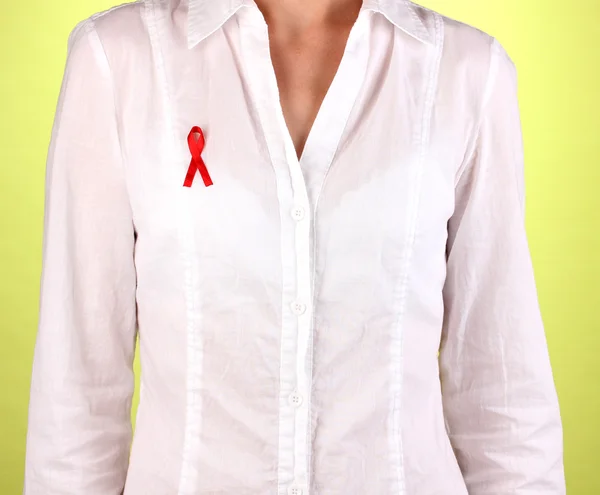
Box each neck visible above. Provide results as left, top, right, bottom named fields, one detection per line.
left=253, top=0, right=363, bottom=33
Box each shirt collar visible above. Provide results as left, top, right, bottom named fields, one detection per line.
left=187, top=0, right=433, bottom=49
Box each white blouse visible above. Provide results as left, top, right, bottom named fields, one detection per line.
left=24, top=0, right=566, bottom=493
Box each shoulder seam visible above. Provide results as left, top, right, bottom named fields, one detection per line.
left=89, top=0, right=144, bottom=23
left=66, top=0, right=143, bottom=49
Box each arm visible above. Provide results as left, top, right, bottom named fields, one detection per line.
left=24, top=18, right=137, bottom=494
left=439, top=37, right=565, bottom=493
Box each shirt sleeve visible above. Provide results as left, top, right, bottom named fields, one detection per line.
left=438, top=37, right=566, bottom=494
left=24, top=18, right=138, bottom=495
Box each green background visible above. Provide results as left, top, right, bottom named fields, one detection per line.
left=1, top=0, right=598, bottom=493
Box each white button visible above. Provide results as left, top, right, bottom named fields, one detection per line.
left=291, top=301, right=306, bottom=315
left=287, top=485, right=303, bottom=495
left=291, top=206, right=305, bottom=221
left=288, top=391, right=303, bottom=407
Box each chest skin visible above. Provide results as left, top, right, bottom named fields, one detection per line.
left=266, top=9, right=360, bottom=161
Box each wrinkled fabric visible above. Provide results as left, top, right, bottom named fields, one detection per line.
left=24, top=0, right=566, bottom=493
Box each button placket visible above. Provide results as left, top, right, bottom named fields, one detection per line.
left=287, top=194, right=312, bottom=492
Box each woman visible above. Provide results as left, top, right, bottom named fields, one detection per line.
left=24, top=0, right=566, bottom=493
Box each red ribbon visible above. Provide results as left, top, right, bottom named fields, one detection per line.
left=183, top=125, right=213, bottom=187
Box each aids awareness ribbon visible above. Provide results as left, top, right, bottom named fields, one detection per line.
left=183, top=125, right=213, bottom=187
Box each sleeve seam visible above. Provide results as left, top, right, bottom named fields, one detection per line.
left=453, top=36, right=502, bottom=188
left=84, top=18, right=136, bottom=231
